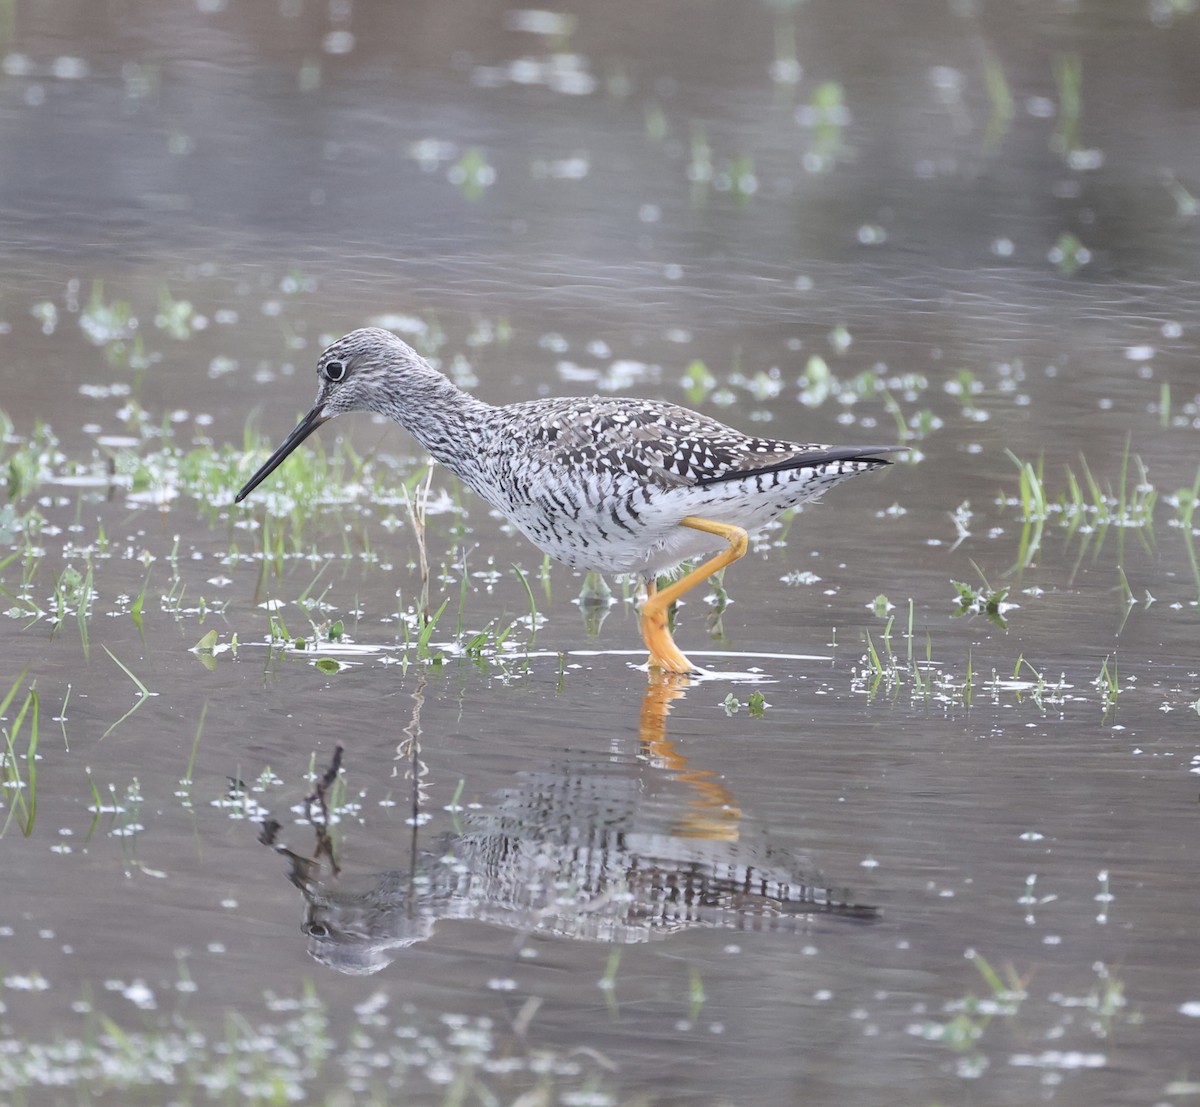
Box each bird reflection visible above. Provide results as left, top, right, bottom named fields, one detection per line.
left=259, top=676, right=877, bottom=976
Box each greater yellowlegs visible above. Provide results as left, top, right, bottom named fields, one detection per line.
left=236, top=327, right=898, bottom=673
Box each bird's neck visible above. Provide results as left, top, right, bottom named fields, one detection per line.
left=378, top=367, right=494, bottom=476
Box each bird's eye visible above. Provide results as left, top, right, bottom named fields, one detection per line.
left=325, top=360, right=346, bottom=383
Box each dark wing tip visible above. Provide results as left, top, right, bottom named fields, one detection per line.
left=812, top=445, right=905, bottom=466
left=695, top=444, right=905, bottom=488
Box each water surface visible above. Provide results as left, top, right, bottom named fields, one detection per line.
left=2, top=1, right=1200, bottom=1104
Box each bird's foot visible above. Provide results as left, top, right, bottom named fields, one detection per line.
left=640, top=603, right=698, bottom=675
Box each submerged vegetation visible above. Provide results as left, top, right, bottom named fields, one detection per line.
left=0, top=668, right=38, bottom=837
left=0, top=979, right=629, bottom=1105
left=0, top=279, right=1197, bottom=711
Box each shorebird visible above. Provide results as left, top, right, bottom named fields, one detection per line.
left=236, top=327, right=898, bottom=673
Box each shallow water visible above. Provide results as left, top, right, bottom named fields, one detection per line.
left=2, top=1, right=1200, bottom=1104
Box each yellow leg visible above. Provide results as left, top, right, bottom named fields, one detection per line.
left=641, top=577, right=697, bottom=673
left=640, top=516, right=749, bottom=674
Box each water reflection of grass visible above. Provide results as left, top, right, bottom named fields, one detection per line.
left=1051, top=53, right=1084, bottom=161
left=0, top=286, right=1195, bottom=698
left=1, top=412, right=59, bottom=500
left=8, top=396, right=1190, bottom=711
left=1004, top=445, right=1163, bottom=575
left=981, top=50, right=1015, bottom=156
left=858, top=591, right=1084, bottom=713
left=798, top=81, right=851, bottom=173
left=101, top=645, right=155, bottom=739
left=1096, top=653, right=1121, bottom=715
left=0, top=666, right=38, bottom=837
left=0, top=982, right=631, bottom=1104
left=1168, top=467, right=1200, bottom=601
left=908, top=950, right=1029, bottom=1076
left=910, top=952, right=1137, bottom=1083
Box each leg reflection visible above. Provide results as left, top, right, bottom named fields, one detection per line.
left=639, top=673, right=742, bottom=840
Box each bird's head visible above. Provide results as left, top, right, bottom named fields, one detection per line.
left=312, top=327, right=425, bottom=418
left=235, top=327, right=423, bottom=503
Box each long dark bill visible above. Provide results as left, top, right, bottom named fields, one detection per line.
left=235, top=403, right=330, bottom=503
